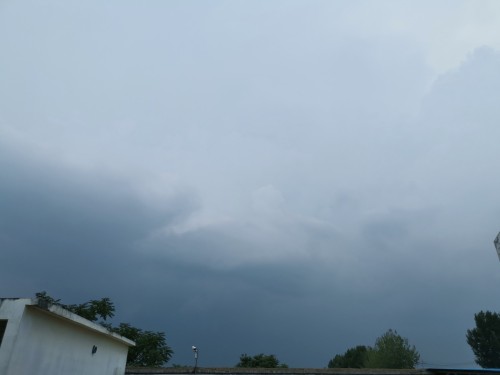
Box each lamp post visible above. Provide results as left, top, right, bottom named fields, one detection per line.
left=192, top=346, right=198, bottom=373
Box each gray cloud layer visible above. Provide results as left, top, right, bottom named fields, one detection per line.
left=2, top=0, right=500, bottom=368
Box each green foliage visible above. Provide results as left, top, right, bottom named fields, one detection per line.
left=36, top=291, right=114, bottom=322
left=236, top=353, right=288, bottom=368
left=365, top=329, right=420, bottom=369
left=466, top=311, right=500, bottom=368
left=35, top=291, right=61, bottom=305
left=104, top=323, right=173, bottom=367
left=328, top=345, right=370, bottom=368
left=65, top=298, right=115, bottom=322
left=329, top=330, right=420, bottom=369
left=35, top=292, right=173, bottom=367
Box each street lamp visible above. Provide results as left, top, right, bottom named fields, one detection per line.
left=192, top=346, right=198, bottom=373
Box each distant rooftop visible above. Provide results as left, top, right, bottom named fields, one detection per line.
left=125, top=368, right=496, bottom=375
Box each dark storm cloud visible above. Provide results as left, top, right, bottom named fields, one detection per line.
left=3, top=0, right=500, bottom=370
left=0, top=142, right=199, bottom=294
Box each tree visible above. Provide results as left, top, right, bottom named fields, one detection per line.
left=104, top=323, right=173, bottom=367
left=365, top=329, right=420, bottom=369
left=36, top=291, right=115, bottom=322
left=328, top=345, right=370, bottom=368
left=466, top=311, right=500, bottom=368
left=35, top=292, right=173, bottom=367
left=236, top=353, right=288, bottom=368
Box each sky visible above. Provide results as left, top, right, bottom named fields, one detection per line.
left=2, top=0, right=500, bottom=369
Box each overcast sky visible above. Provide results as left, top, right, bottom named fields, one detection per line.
left=3, top=0, right=500, bottom=368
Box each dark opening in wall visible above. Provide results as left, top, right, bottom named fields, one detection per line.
left=0, top=320, right=8, bottom=348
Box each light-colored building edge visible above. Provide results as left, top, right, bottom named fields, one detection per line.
left=0, top=297, right=135, bottom=375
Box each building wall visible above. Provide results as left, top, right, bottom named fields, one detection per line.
left=0, top=299, right=26, bottom=375
left=0, top=299, right=130, bottom=375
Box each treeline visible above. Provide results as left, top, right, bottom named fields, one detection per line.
left=36, top=292, right=500, bottom=369
left=328, top=329, right=419, bottom=369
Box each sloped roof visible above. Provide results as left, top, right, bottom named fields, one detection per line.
left=26, top=298, right=135, bottom=347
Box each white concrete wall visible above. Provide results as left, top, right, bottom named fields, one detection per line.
left=0, top=299, right=131, bottom=375
left=0, top=299, right=27, bottom=375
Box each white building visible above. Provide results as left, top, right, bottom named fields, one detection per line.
left=0, top=298, right=135, bottom=375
